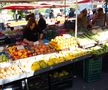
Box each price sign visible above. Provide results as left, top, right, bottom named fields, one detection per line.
left=34, top=41, right=39, bottom=45
left=17, top=45, right=24, bottom=50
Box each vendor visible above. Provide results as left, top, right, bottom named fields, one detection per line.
left=23, top=18, right=43, bottom=45
left=77, top=8, right=91, bottom=31
left=92, top=8, right=108, bottom=27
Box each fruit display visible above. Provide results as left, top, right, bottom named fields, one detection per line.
left=0, top=64, right=23, bottom=79
left=49, top=70, right=69, bottom=78
left=31, top=61, right=41, bottom=71
left=30, top=49, right=89, bottom=72
left=7, top=45, right=33, bottom=60
left=71, top=48, right=90, bottom=57
left=91, top=31, right=108, bottom=44
left=59, top=48, right=89, bottom=60
left=49, top=36, right=77, bottom=50
left=5, top=20, right=27, bottom=28
left=31, top=52, right=66, bottom=71
left=0, top=27, right=108, bottom=85
left=77, top=36, right=96, bottom=48
left=47, top=53, right=65, bottom=64
left=0, top=52, right=9, bottom=63
left=33, top=43, right=56, bottom=55
left=58, top=51, right=75, bottom=61
left=89, top=44, right=108, bottom=55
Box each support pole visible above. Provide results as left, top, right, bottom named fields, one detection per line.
left=75, top=0, right=78, bottom=38
left=104, top=1, right=107, bottom=26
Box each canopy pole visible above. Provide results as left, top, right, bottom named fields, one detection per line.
left=64, top=0, right=66, bottom=20
left=104, top=1, right=107, bottom=26
left=75, top=0, right=78, bottom=38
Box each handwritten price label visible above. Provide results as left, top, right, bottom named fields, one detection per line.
left=17, top=45, right=24, bottom=50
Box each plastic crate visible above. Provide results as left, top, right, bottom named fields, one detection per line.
left=49, top=66, right=73, bottom=90
left=27, top=73, right=49, bottom=90
left=84, top=74, right=101, bottom=82
left=83, top=56, right=102, bottom=82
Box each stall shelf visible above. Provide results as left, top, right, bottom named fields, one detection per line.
left=32, top=54, right=92, bottom=77
left=1, top=27, right=108, bottom=89
left=1, top=53, right=92, bottom=90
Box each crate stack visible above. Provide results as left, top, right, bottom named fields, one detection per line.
left=27, top=73, right=49, bottom=90
left=83, top=56, right=102, bottom=82
left=49, top=66, right=73, bottom=90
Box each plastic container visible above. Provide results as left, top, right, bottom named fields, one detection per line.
left=49, top=66, right=73, bottom=90
left=83, top=56, right=102, bottom=82
left=27, top=73, right=49, bottom=90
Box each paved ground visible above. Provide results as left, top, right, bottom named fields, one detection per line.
left=66, top=73, right=108, bottom=90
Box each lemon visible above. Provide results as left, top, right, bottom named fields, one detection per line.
left=31, top=62, right=40, bottom=71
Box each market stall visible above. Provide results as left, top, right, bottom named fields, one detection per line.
left=0, top=26, right=108, bottom=89
left=0, top=0, right=108, bottom=90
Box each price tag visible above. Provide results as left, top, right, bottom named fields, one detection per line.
left=0, top=47, right=4, bottom=51
left=34, top=41, right=39, bottom=45
left=78, top=32, right=84, bottom=35
left=17, top=45, right=24, bottom=50
left=63, top=34, right=71, bottom=38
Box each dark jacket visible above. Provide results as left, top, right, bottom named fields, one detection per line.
left=38, top=18, right=47, bottom=31
left=23, top=26, right=43, bottom=42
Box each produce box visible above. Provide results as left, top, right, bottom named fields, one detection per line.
left=49, top=65, right=73, bottom=90
left=6, top=45, right=33, bottom=60
left=49, top=36, right=77, bottom=50
left=83, top=56, right=102, bottom=82
left=18, top=56, right=38, bottom=73
left=0, top=62, right=26, bottom=85
left=32, top=43, right=56, bottom=55
left=27, top=73, right=49, bottom=90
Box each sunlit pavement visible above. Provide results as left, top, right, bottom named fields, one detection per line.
left=66, top=73, right=108, bottom=90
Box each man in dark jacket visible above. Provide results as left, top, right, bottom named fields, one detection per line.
left=38, top=13, right=47, bottom=32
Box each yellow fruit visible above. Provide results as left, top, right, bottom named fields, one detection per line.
left=59, top=72, right=64, bottom=77
left=31, top=62, right=40, bottom=71
left=39, top=60, right=47, bottom=68
left=53, top=72, right=59, bottom=78
left=47, top=60, right=54, bottom=66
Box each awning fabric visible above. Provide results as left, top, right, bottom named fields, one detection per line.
left=76, top=0, right=91, bottom=3
left=2, top=4, right=39, bottom=10
left=0, top=0, right=35, bottom=2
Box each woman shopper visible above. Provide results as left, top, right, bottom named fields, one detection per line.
left=77, top=8, right=91, bottom=31
left=23, top=18, right=43, bottom=45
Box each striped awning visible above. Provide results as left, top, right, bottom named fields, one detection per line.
left=0, top=0, right=35, bottom=2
